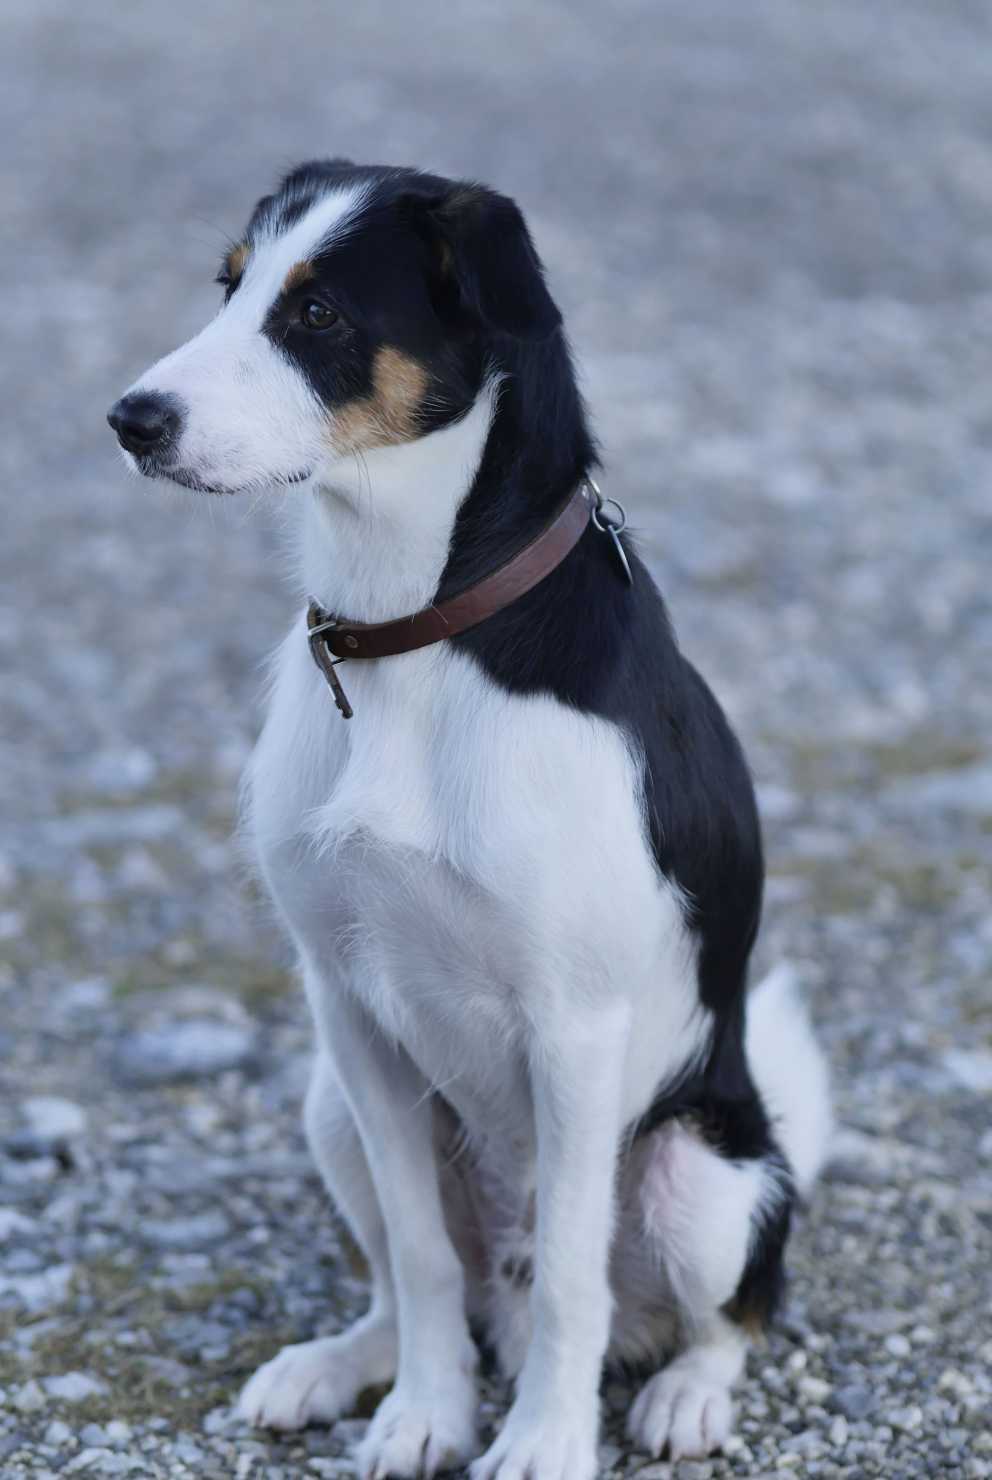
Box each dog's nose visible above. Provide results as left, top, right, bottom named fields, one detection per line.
left=107, top=392, right=181, bottom=457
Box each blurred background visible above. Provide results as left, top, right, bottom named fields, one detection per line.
left=2, top=2, right=991, bottom=1475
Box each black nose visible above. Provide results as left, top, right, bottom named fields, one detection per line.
left=107, top=392, right=182, bottom=457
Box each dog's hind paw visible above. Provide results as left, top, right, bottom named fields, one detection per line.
left=626, top=1362, right=734, bottom=1459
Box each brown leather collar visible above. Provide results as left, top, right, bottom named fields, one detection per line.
left=307, top=478, right=598, bottom=719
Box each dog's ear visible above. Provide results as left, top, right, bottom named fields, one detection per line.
left=408, top=183, right=562, bottom=341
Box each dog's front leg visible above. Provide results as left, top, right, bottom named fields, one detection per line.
left=472, top=999, right=631, bottom=1480
left=321, top=987, right=479, bottom=1480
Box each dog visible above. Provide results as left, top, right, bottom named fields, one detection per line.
left=108, top=159, right=831, bottom=1480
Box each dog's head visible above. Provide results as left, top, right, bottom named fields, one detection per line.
left=108, top=160, right=561, bottom=496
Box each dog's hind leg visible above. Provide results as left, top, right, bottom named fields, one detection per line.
left=625, top=967, right=831, bottom=1461
left=238, top=1052, right=398, bottom=1430
left=623, top=1114, right=790, bottom=1460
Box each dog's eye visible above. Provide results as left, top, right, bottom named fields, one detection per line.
left=300, top=300, right=338, bottom=331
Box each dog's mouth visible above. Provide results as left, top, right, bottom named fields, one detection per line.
left=137, top=460, right=311, bottom=496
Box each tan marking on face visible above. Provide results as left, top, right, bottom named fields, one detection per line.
left=282, top=259, right=314, bottom=295
left=225, top=242, right=250, bottom=286
left=330, top=347, right=429, bottom=453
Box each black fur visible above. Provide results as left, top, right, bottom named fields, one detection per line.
left=239, top=162, right=557, bottom=436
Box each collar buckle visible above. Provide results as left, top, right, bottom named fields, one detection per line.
left=307, top=603, right=354, bottom=719
left=587, top=477, right=633, bottom=585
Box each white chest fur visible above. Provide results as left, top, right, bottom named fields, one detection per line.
left=248, top=614, right=707, bottom=1140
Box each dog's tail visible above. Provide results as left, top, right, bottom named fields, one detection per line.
left=746, top=962, right=833, bottom=1196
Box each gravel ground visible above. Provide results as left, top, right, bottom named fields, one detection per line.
left=3, top=1, right=992, bottom=1476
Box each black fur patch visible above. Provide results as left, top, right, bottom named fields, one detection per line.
left=724, top=1180, right=792, bottom=1333
left=231, top=161, right=559, bottom=440
left=500, top=1254, right=534, bottom=1289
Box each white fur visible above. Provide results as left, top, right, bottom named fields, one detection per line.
left=300, top=384, right=501, bottom=621
left=123, top=188, right=370, bottom=494
left=747, top=962, right=833, bottom=1195
left=640, top=1121, right=783, bottom=1328
left=122, top=210, right=829, bottom=1478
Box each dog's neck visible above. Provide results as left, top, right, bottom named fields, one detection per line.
left=298, top=339, right=595, bottom=625
left=299, top=386, right=496, bottom=624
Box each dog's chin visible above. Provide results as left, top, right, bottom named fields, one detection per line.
left=133, top=458, right=311, bottom=497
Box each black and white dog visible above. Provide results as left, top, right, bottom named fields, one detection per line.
left=108, top=160, right=831, bottom=1480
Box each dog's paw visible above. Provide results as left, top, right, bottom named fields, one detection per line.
left=238, top=1323, right=396, bottom=1432
left=469, top=1403, right=598, bottom=1480
left=626, top=1363, right=734, bottom=1459
left=357, top=1373, right=478, bottom=1479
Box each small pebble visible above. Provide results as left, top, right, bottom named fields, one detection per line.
left=798, top=1375, right=832, bottom=1404
left=42, top=1373, right=108, bottom=1403
left=888, top=1404, right=924, bottom=1432
left=140, top=1211, right=231, bottom=1249
left=829, top=1415, right=849, bottom=1447
left=939, top=1369, right=974, bottom=1396
left=832, top=1384, right=876, bottom=1421
left=12, top=1380, right=47, bottom=1413
left=21, top=1096, right=87, bottom=1143
left=114, top=1019, right=256, bottom=1085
